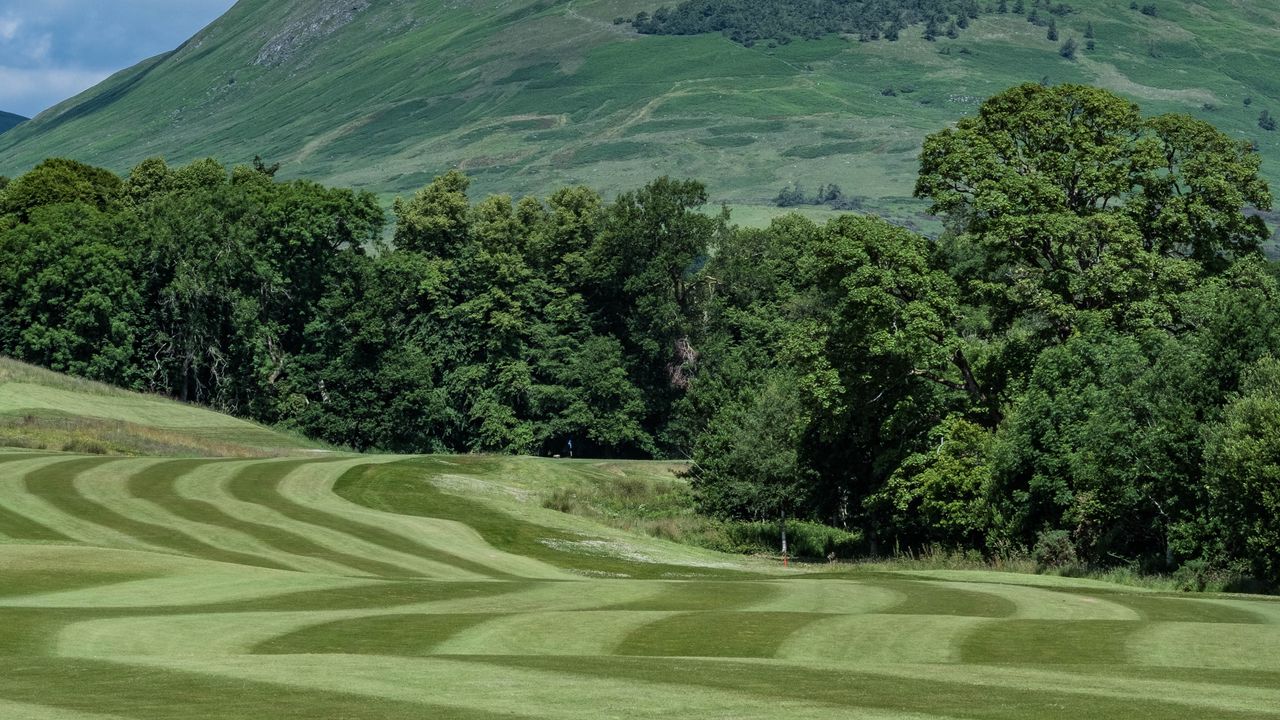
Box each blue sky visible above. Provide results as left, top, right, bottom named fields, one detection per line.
left=0, top=0, right=236, bottom=117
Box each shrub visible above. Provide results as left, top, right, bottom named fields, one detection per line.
left=724, top=520, right=863, bottom=559
left=61, top=437, right=110, bottom=455
left=1172, top=559, right=1214, bottom=592
left=1059, top=37, right=1077, bottom=59
left=1032, top=529, right=1078, bottom=570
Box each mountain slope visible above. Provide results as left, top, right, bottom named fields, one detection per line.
left=3, top=0, right=1280, bottom=223
left=0, top=112, right=24, bottom=135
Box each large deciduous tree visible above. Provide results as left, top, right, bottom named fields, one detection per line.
left=916, top=83, right=1269, bottom=341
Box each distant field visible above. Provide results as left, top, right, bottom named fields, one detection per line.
left=3, top=0, right=1280, bottom=229
left=2, top=363, right=1280, bottom=717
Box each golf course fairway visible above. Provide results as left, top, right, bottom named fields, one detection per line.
left=2, top=362, right=1280, bottom=718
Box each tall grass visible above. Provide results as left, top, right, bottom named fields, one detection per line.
left=0, top=357, right=136, bottom=399
left=0, top=413, right=288, bottom=458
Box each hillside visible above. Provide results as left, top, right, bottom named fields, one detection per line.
left=0, top=112, right=24, bottom=135
left=3, top=0, right=1280, bottom=225
left=0, top=357, right=324, bottom=457
left=3, top=364, right=1280, bottom=718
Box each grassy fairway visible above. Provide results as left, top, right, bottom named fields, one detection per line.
left=2, top=365, right=1280, bottom=717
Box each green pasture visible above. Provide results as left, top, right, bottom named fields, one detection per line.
left=1, top=363, right=1279, bottom=717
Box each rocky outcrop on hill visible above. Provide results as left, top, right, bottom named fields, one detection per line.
left=254, top=1, right=372, bottom=67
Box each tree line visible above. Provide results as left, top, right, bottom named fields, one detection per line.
left=2, top=83, right=1279, bottom=588
left=626, top=0, right=983, bottom=46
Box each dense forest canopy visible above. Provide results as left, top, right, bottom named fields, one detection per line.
left=3, top=83, right=1280, bottom=589
left=628, top=0, right=990, bottom=44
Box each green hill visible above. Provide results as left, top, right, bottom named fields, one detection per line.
left=0, top=112, right=24, bottom=135
left=3, top=0, right=1280, bottom=225
left=3, top=363, right=1280, bottom=718
left=0, top=357, right=324, bottom=457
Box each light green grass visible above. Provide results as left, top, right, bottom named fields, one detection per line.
left=2, top=368, right=1280, bottom=717
left=4, top=1, right=1280, bottom=232
left=0, top=357, right=327, bottom=456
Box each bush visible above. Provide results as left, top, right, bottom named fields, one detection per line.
left=724, top=520, right=863, bottom=559
left=1172, top=559, right=1263, bottom=593
left=1032, top=529, right=1078, bottom=570
left=61, top=437, right=110, bottom=455
left=1172, top=559, right=1214, bottom=592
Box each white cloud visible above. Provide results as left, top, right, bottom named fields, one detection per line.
left=0, top=16, right=20, bottom=41
left=0, top=65, right=111, bottom=116
left=25, top=33, right=51, bottom=61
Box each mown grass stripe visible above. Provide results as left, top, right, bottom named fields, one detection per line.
left=0, top=501, right=70, bottom=541
left=1064, top=591, right=1267, bottom=624
left=875, top=579, right=1019, bottom=618
left=127, top=459, right=424, bottom=578
left=960, top=619, right=1138, bottom=665
left=197, top=580, right=534, bottom=614
left=0, top=453, right=56, bottom=464
left=0, top=658, right=531, bottom=720
left=0, top=698, right=129, bottom=720
left=776, top=614, right=990, bottom=665
left=458, top=655, right=1280, bottom=720
left=21, top=458, right=296, bottom=571
left=254, top=613, right=506, bottom=656
left=0, top=608, right=83, bottom=655
left=606, top=581, right=781, bottom=611
left=615, top=611, right=828, bottom=658
left=229, top=460, right=519, bottom=579
left=0, top=457, right=80, bottom=541
left=1053, top=664, right=1280, bottom=692
left=0, top=568, right=155, bottom=601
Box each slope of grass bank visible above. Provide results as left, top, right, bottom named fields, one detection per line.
left=0, top=357, right=326, bottom=457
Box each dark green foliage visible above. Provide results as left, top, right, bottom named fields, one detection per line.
left=722, top=519, right=862, bottom=558
left=774, top=183, right=853, bottom=209
left=630, top=0, right=982, bottom=46
left=0, top=160, right=660, bottom=457
left=684, top=84, right=1280, bottom=587
left=1059, top=36, right=1077, bottom=59
left=1047, top=18, right=1058, bottom=40
left=1204, top=357, right=1280, bottom=585
left=1, top=158, right=122, bottom=222
left=0, top=204, right=138, bottom=381
left=1032, top=530, right=1077, bottom=570
left=1259, top=109, right=1277, bottom=132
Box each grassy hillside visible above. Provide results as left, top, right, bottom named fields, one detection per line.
left=3, top=364, right=1280, bottom=717
left=0, top=112, right=24, bottom=135
left=2, top=0, right=1280, bottom=227
left=0, top=357, right=324, bottom=457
